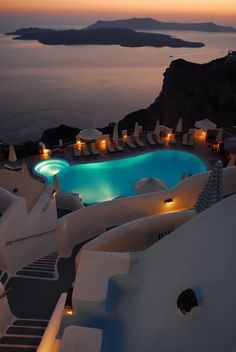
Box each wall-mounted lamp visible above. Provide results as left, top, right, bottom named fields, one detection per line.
left=164, top=198, right=173, bottom=204
left=52, top=189, right=57, bottom=197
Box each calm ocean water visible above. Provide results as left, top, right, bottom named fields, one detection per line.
left=0, top=27, right=236, bottom=143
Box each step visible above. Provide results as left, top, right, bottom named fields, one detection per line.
left=0, top=346, right=37, bottom=352
left=13, top=320, right=48, bottom=328
left=0, top=336, right=41, bottom=346
left=32, top=261, right=56, bottom=266
left=27, top=263, right=55, bottom=268
left=22, top=267, right=54, bottom=273
left=16, top=271, right=54, bottom=279
left=7, top=326, right=45, bottom=336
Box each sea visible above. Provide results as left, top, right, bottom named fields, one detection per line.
left=0, top=23, right=236, bottom=143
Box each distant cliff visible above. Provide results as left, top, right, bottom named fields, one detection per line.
left=87, top=17, right=236, bottom=33
left=6, top=27, right=204, bottom=48
left=118, top=56, right=236, bottom=132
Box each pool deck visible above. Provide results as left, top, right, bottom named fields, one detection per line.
left=21, top=134, right=226, bottom=177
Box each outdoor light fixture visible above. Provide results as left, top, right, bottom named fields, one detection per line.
left=164, top=198, right=173, bottom=204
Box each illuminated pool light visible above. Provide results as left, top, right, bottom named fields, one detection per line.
left=34, top=151, right=207, bottom=204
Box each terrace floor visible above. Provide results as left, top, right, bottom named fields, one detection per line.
left=20, top=134, right=228, bottom=178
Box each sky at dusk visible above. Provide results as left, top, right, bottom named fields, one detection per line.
left=0, top=0, right=236, bottom=26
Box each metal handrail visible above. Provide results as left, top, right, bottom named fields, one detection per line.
left=6, top=228, right=57, bottom=246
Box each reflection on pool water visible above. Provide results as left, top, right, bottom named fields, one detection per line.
left=34, top=150, right=207, bottom=203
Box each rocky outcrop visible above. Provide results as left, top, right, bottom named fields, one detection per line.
left=118, top=56, right=236, bottom=132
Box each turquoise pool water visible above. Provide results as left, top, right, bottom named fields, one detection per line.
left=34, top=151, right=207, bottom=203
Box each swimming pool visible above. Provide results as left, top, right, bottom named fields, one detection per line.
left=34, top=151, right=207, bottom=203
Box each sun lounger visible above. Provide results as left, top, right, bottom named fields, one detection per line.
left=73, top=146, right=81, bottom=157
left=169, top=135, right=177, bottom=144
left=182, top=134, right=189, bottom=146
left=135, top=136, right=145, bottom=147
left=147, top=132, right=157, bottom=145
left=82, top=143, right=90, bottom=156
left=126, top=136, right=137, bottom=149
left=4, top=164, right=22, bottom=171
left=116, top=144, right=124, bottom=151
left=106, top=139, right=116, bottom=153
left=155, top=134, right=164, bottom=145
left=91, top=143, right=100, bottom=155
left=188, top=134, right=195, bottom=146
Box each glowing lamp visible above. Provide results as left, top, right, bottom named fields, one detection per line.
left=52, top=189, right=57, bottom=197
left=76, top=140, right=82, bottom=149
left=65, top=305, right=73, bottom=316
left=164, top=198, right=173, bottom=204
left=123, top=134, right=127, bottom=142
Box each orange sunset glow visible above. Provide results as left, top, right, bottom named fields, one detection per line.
left=1, top=0, right=236, bottom=24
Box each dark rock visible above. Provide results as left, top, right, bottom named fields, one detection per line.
left=118, top=56, right=236, bottom=132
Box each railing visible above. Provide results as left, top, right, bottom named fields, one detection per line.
left=6, top=228, right=57, bottom=246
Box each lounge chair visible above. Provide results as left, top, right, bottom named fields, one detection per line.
left=147, top=132, right=157, bottom=145
left=188, top=134, right=195, bottom=146
left=182, top=134, right=189, bottom=146
left=126, top=136, right=137, bottom=149
left=106, top=139, right=116, bottom=153
left=91, top=143, right=100, bottom=155
left=82, top=143, right=90, bottom=156
left=134, top=136, right=145, bottom=147
left=73, top=146, right=81, bottom=157
left=169, top=135, right=177, bottom=144
left=114, top=141, right=124, bottom=151
left=155, top=134, right=164, bottom=145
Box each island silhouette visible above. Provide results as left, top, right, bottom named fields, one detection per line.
left=6, top=27, right=204, bottom=48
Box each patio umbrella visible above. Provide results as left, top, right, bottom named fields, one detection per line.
left=134, top=122, right=140, bottom=138
left=215, top=127, right=224, bottom=142
left=194, top=160, right=223, bottom=213
left=8, top=144, right=17, bottom=162
left=195, top=119, right=217, bottom=130
left=53, top=174, right=60, bottom=192
left=112, top=124, right=119, bottom=143
left=227, top=154, right=236, bottom=167
left=77, top=128, right=102, bottom=140
left=176, top=118, right=183, bottom=133
left=154, top=120, right=160, bottom=135
left=224, top=137, right=236, bottom=153
left=135, top=177, right=167, bottom=194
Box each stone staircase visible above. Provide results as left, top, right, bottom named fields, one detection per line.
left=15, top=252, right=59, bottom=280
left=0, top=318, right=49, bottom=352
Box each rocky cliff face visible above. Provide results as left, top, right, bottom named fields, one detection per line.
left=118, top=56, right=236, bottom=132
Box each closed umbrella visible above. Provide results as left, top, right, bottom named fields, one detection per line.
left=77, top=128, right=102, bottom=140
left=135, top=177, right=167, bottom=194
left=112, top=124, right=119, bottom=144
left=134, top=122, right=140, bottom=138
left=195, top=119, right=217, bottom=130
left=154, top=120, right=160, bottom=135
left=8, top=144, right=17, bottom=162
left=194, top=160, right=223, bottom=213
left=176, top=118, right=183, bottom=133
left=215, top=127, right=224, bottom=142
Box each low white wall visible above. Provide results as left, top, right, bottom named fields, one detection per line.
left=56, top=192, right=84, bottom=211
left=58, top=167, right=236, bottom=257
left=77, top=210, right=195, bottom=258
left=0, top=187, right=58, bottom=275
left=37, top=293, right=67, bottom=352
left=0, top=188, right=17, bottom=215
